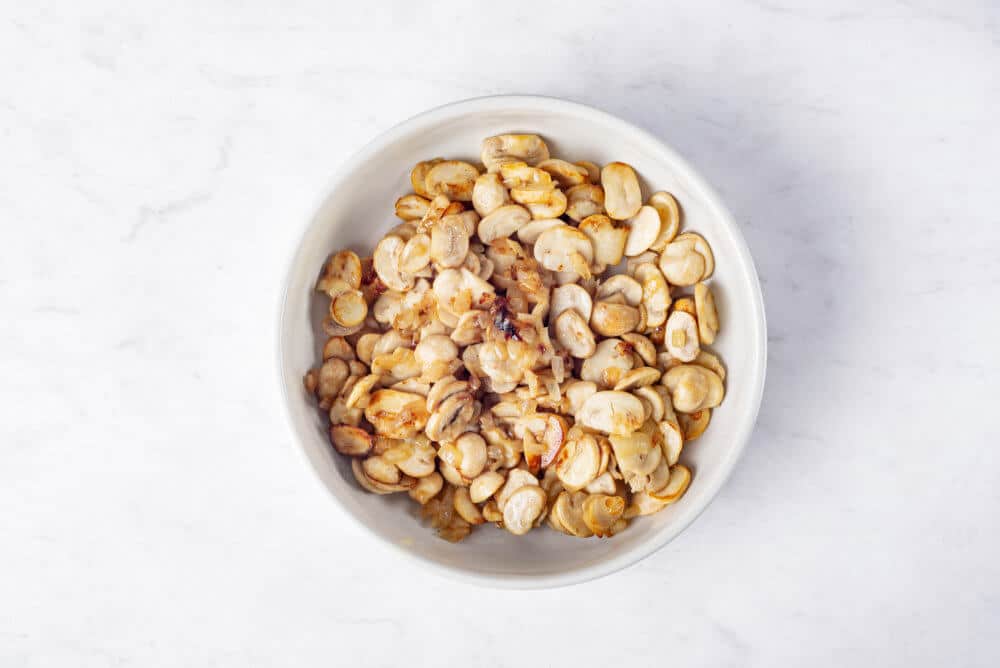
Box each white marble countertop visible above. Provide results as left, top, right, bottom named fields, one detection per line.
left=2, top=1, right=998, bottom=665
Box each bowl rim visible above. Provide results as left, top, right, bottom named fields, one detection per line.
left=276, top=94, right=767, bottom=589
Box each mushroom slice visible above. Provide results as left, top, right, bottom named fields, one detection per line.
left=580, top=338, right=634, bottom=389
left=396, top=437, right=437, bottom=478
left=373, top=236, right=413, bottom=291
left=582, top=494, right=626, bottom=537
left=659, top=232, right=714, bottom=285
left=364, top=389, right=430, bottom=438
left=485, top=236, right=530, bottom=274
left=329, top=425, right=373, bottom=456
left=329, top=289, right=367, bottom=328
left=408, top=472, right=444, bottom=504
left=345, top=373, right=380, bottom=409
left=648, top=191, right=680, bottom=251
left=577, top=391, right=645, bottom=435
left=503, top=486, right=546, bottom=535
left=563, top=380, right=598, bottom=416
left=433, top=268, right=495, bottom=316
left=372, top=329, right=411, bottom=357
left=510, top=183, right=555, bottom=205
left=461, top=344, right=484, bottom=377
left=449, top=310, right=487, bottom=346
left=430, top=214, right=471, bottom=268
left=551, top=491, right=593, bottom=537
left=664, top=310, right=700, bottom=362
left=438, top=460, right=468, bottom=487
left=458, top=210, right=481, bottom=238
left=476, top=255, right=495, bottom=282
left=314, top=358, right=350, bottom=407
left=678, top=409, right=711, bottom=441
left=680, top=233, right=714, bottom=278
left=634, top=385, right=665, bottom=422
left=495, top=468, right=540, bottom=510
left=633, top=262, right=670, bottom=328
left=414, top=334, right=458, bottom=367
left=453, top=432, right=488, bottom=480
left=500, top=161, right=554, bottom=190
left=322, top=336, right=356, bottom=362
left=625, top=490, right=668, bottom=517
left=663, top=365, right=724, bottom=413
left=365, top=456, right=415, bottom=489
left=321, top=316, right=363, bottom=338
left=555, top=432, right=601, bottom=491
left=590, top=301, right=640, bottom=337
left=550, top=283, right=594, bottom=324
left=537, top=158, right=590, bottom=187
left=424, top=160, right=479, bottom=201
left=469, top=471, right=505, bottom=503
left=565, top=184, right=605, bottom=222
left=317, top=250, right=362, bottom=294
left=425, top=392, right=477, bottom=442
left=416, top=194, right=451, bottom=233
left=395, top=194, right=431, bottom=221
left=514, top=218, right=562, bottom=245
left=578, top=214, right=627, bottom=266
left=658, top=419, right=684, bottom=464
left=482, top=499, right=503, bottom=523
left=525, top=189, right=567, bottom=220
left=626, top=251, right=658, bottom=275
left=649, top=464, right=692, bottom=503
left=471, top=172, right=510, bottom=216
left=623, top=205, right=661, bottom=257
left=546, top=502, right=569, bottom=534
left=609, top=424, right=663, bottom=492
left=575, top=160, right=601, bottom=183
left=693, top=349, right=726, bottom=381
left=539, top=466, right=564, bottom=510
left=411, top=158, right=443, bottom=198
left=477, top=204, right=531, bottom=244
left=621, top=333, right=657, bottom=366
left=694, top=282, right=719, bottom=345
left=596, top=274, right=643, bottom=306
left=461, top=267, right=496, bottom=309
left=481, top=134, right=550, bottom=171
left=585, top=472, right=617, bottom=495
left=658, top=350, right=684, bottom=375
left=371, top=348, right=421, bottom=382
left=352, top=459, right=401, bottom=494
left=399, top=233, right=432, bottom=274
left=453, top=487, right=485, bottom=525
left=613, top=366, right=661, bottom=391
left=647, top=455, right=671, bottom=493
left=533, top=224, right=594, bottom=278
left=601, top=162, right=642, bottom=220
left=372, top=290, right=403, bottom=326
left=554, top=309, right=596, bottom=359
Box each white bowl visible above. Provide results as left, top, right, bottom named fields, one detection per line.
left=277, top=95, right=766, bottom=588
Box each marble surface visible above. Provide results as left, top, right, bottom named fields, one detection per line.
left=2, top=1, right=999, bottom=665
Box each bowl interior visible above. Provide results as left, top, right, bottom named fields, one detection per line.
left=279, top=97, right=766, bottom=587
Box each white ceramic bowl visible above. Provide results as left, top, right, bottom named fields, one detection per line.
left=278, top=95, right=766, bottom=588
